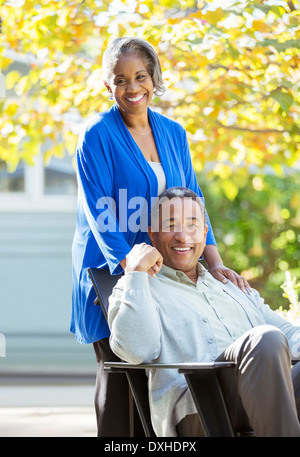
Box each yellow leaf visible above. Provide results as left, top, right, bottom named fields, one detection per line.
left=221, top=179, right=239, bottom=201
left=252, top=20, right=269, bottom=33
left=5, top=103, right=19, bottom=116
left=203, top=7, right=223, bottom=26
left=5, top=71, right=21, bottom=90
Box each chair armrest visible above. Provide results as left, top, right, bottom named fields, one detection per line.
left=104, top=360, right=237, bottom=437
left=104, top=361, right=235, bottom=372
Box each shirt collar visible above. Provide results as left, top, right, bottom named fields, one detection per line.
left=158, top=262, right=208, bottom=285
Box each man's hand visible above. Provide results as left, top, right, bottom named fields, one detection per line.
left=209, top=263, right=252, bottom=294
left=125, top=243, right=163, bottom=278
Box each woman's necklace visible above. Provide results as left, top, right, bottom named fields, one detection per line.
left=129, top=127, right=152, bottom=136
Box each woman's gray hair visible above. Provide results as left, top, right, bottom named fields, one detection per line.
left=102, top=37, right=166, bottom=96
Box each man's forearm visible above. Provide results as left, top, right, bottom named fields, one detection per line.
left=108, top=272, right=161, bottom=364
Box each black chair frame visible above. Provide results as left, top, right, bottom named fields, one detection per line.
left=88, top=267, right=249, bottom=437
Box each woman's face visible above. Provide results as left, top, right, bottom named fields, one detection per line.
left=105, top=53, right=154, bottom=118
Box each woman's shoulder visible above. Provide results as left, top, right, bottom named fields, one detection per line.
left=76, top=106, right=118, bottom=152
left=150, top=108, right=185, bottom=130
left=83, top=105, right=116, bottom=136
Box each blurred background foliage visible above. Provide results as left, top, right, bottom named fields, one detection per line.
left=201, top=171, right=300, bottom=310
left=0, top=0, right=299, bottom=311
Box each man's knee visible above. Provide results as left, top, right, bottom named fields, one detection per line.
left=242, top=325, right=290, bottom=363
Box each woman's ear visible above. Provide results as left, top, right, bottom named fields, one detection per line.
left=104, top=81, right=113, bottom=98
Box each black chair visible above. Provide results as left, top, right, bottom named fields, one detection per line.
left=88, top=267, right=246, bottom=437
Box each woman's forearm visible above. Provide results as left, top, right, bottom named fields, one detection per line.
left=203, top=244, right=223, bottom=268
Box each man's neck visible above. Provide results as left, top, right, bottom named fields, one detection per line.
left=186, top=271, right=199, bottom=284
left=162, top=263, right=201, bottom=284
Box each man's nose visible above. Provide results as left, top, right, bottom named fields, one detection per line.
left=173, top=228, right=190, bottom=242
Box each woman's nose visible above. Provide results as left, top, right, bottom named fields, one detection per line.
left=127, top=79, right=139, bottom=92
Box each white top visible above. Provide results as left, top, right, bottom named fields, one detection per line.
left=149, top=162, right=167, bottom=196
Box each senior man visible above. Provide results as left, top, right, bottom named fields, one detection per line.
left=108, top=187, right=300, bottom=437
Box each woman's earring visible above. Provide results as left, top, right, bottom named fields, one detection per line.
left=109, top=93, right=114, bottom=100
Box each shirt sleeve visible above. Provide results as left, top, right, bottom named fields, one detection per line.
left=76, top=124, right=132, bottom=274
left=180, top=128, right=216, bottom=246
left=253, top=289, right=300, bottom=360
left=108, top=272, right=162, bottom=364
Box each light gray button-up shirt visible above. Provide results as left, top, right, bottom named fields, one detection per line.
left=108, top=263, right=300, bottom=437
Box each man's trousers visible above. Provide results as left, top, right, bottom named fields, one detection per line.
left=216, top=324, right=300, bottom=437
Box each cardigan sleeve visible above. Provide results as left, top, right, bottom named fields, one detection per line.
left=180, top=128, right=216, bottom=246
left=76, top=122, right=132, bottom=274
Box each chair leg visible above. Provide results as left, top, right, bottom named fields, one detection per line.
left=129, top=389, right=135, bottom=437
left=126, top=369, right=156, bottom=437
left=182, top=368, right=235, bottom=437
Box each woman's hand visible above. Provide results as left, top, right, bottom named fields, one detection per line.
left=209, top=263, right=252, bottom=294
left=203, top=244, right=251, bottom=294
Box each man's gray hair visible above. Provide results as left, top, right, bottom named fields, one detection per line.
left=150, top=187, right=207, bottom=231
left=102, top=37, right=166, bottom=96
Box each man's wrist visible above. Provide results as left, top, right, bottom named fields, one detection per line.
left=123, top=269, right=150, bottom=290
left=125, top=265, right=148, bottom=274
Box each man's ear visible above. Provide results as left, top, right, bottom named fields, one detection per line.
left=204, top=225, right=208, bottom=242
left=148, top=226, right=156, bottom=247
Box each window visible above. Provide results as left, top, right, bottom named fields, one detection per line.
left=0, top=160, right=25, bottom=193
left=0, top=155, right=77, bottom=212
left=44, top=155, right=77, bottom=196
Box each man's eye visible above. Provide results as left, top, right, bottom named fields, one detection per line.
left=162, top=224, right=174, bottom=231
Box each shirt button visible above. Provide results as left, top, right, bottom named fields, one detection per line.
left=203, top=317, right=208, bottom=323
left=208, top=338, right=214, bottom=344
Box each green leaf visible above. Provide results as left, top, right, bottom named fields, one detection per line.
left=260, top=39, right=300, bottom=52
left=270, top=90, right=294, bottom=112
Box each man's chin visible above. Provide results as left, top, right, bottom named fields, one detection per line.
left=166, top=258, right=194, bottom=272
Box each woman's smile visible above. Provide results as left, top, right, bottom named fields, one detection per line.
left=106, top=53, right=154, bottom=118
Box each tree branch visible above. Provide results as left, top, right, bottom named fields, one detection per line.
left=288, top=1, right=296, bottom=11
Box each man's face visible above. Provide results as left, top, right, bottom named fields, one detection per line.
left=148, top=197, right=208, bottom=277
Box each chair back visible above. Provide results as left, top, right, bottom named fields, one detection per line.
left=88, top=267, right=122, bottom=320
left=88, top=267, right=155, bottom=437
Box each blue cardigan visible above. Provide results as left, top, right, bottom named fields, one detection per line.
left=70, top=103, right=216, bottom=344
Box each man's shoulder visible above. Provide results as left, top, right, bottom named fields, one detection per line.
left=220, top=278, right=261, bottom=305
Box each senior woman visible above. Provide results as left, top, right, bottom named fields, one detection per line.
left=71, top=37, right=250, bottom=437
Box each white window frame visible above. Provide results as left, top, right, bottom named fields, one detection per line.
left=0, top=155, right=77, bottom=213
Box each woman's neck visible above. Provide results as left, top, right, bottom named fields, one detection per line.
left=118, top=106, right=150, bottom=131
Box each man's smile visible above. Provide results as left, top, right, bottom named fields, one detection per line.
left=172, top=246, right=193, bottom=253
